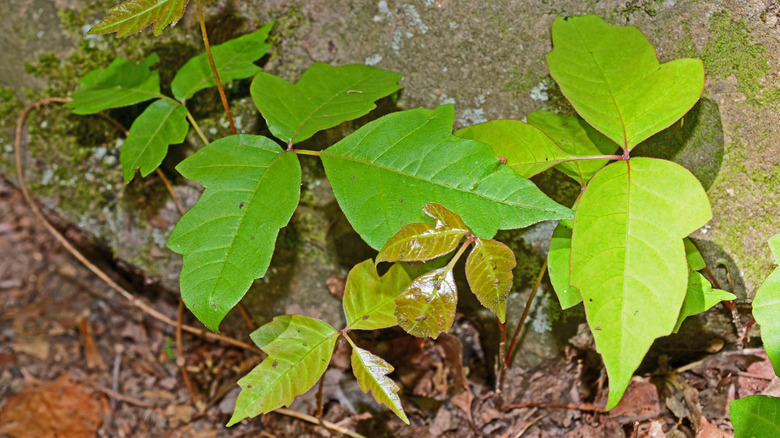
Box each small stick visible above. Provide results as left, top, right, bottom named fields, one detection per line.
left=87, top=381, right=156, bottom=408
left=177, top=299, right=200, bottom=405
left=274, top=408, right=367, bottom=438
left=495, top=317, right=507, bottom=410
left=504, top=402, right=604, bottom=412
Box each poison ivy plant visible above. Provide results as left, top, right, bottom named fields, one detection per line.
left=88, top=0, right=190, bottom=37
left=69, top=4, right=750, bottom=428
left=751, top=234, right=780, bottom=375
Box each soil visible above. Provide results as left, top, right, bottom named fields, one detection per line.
left=0, top=177, right=777, bottom=437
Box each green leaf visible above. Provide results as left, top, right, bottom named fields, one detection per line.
left=546, top=15, right=704, bottom=151
left=684, top=238, right=707, bottom=271
left=251, top=63, right=402, bottom=144
left=673, top=270, right=736, bottom=333
left=570, top=158, right=711, bottom=409
left=465, top=239, right=516, bottom=323
left=229, top=315, right=338, bottom=426
left=322, top=105, right=573, bottom=249
left=172, top=23, right=273, bottom=101
left=377, top=223, right=466, bottom=265
left=423, top=202, right=468, bottom=230
left=120, top=99, right=188, bottom=183
left=548, top=219, right=582, bottom=310
left=351, top=346, right=409, bottom=424
left=343, top=260, right=414, bottom=330
left=395, top=268, right=457, bottom=339
left=454, top=119, right=574, bottom=179
left=166, top=135, right=301, bottom=331
left=87, top=0, right=188, bottom=37
left=730, top=395, right=780, bottom=438
left=752, top=234, right=780, bottom=376
left=66, top=53, right=161, bottom=115
left=526, top=110, right=618, bottom=185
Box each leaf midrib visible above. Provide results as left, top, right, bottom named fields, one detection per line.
left=127, top=101, right=181, bottom=171
left=245, top=329, right=337, bottom=409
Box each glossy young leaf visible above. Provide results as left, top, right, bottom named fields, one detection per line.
left=548, top=219, right=582, bottom=309
left=465, top=239, right=516, bottom=323
left=322, top=105, right=573, bottom=249
left=673, top=270, right=735, bottom=333
left=120, top=99, right=188, bottom=183
left=343, top=260, right=414, bottom=331
left=526, top=110, right=618, bottom=185
left=229, top=315, right=338, bottom=426
left=395, top=268, right=457, bottom=339
left=251, top=63, right=402, bottom=144
left=172, top=23, right=273, bottom=101
left=66, top=53, right=160, bottom=115
left=351, top=346, right=409, bottom=424
left=684, top=238, right=707, bottom=271
left=454, top=119, right=574, bottom=178
left=547, top=15, right=704, bottom=151
left=88, top=0, right=188, bottom=37
left=570, top=158, right=711, bottom=409
left=730, top=395, right=780, bottom=438
left=376, top=223, right=466, bottom=265
left=167, top=135, right=301, bottom=331
left=752, top=234, right=780, bottom=376
left=423, top=202, right=468, bottom=230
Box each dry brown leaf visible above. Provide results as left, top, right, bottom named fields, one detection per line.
left=0, top=373, right=107, bottom=438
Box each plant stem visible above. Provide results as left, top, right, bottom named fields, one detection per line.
left=496, top=261, right=546, bottom=411
left=496, top=316, right=507, bottom=410
left=505, top=260, right=547, bottom=368
left=444, top=237, right=474, bottom=274
left=186, top=110, right=210, bottom=145
left=194, top=0, right=236, bottom=135
left=291, top=148, right=323, bottom=156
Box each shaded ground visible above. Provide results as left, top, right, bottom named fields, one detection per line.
left=0, top=177, right=777, bottom=437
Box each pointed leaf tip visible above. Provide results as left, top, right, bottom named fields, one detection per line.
left=351, top=347, right=409, bottom=424
left=466, top=239, right=516, bottom=322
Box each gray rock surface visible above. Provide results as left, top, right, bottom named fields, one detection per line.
left=1, top=0, right=778, bottom=357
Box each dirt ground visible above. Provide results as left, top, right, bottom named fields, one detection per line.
left=0, top=176, right=777, bottom=438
